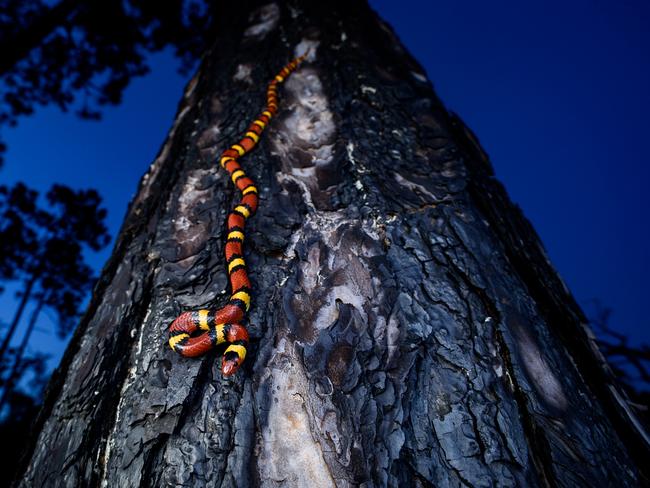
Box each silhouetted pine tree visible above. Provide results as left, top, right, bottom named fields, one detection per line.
left=0, top=183, right=39, bottom=294
left=0, top=0, right=221, bottom=165
left=0, top=184, right=109, bottom=409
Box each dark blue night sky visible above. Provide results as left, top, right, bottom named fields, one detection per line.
left=1, top=0, right=649, bottom=373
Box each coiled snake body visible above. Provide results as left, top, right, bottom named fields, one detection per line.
left=168, top=54, right=307, bottom=376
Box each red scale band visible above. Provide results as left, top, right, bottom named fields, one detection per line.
left=240, top=138, right=255, bottom=152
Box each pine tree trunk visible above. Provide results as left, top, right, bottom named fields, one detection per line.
left=0, top=275, right=37, bottom=361
left=14, top=1, right=649, bottom=486
left=0, top=296, right=45, bottom=410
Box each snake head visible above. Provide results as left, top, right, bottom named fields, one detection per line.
left=220, top=324, right=249, bottom=376
left=221, top=354, right=243, bottom=376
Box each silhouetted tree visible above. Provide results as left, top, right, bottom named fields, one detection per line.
left=0, top=238, right=99, bottom=410
left=0, top=298, right=45, bottom=410
left=0, top=0, right=217, bottom=165
left=0, top=355, right=48, bottom=488
left=0, top=184, right=110, bottom=363
left=0, top=183, right=39, bottom=293
left=589, top=302, right=650, bottom=429
left=0, top=345, right=49, bottom=413
left=0, top=182, right=109, bottom=472
left=0, top=302, right=49, bottom=487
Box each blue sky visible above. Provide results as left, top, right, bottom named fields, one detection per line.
left=1, top=0, right=649, bottom=379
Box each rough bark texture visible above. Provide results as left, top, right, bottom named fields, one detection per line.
left=15, top=1, right=649, bottom=486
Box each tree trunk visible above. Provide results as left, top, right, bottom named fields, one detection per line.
left=0, top=296, right=45, bottom=411
left=14, top=1, right=649, bottom=486
left=0, top=275, right=37, bottom=361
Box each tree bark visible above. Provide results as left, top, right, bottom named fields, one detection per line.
left=15, top=1, right=649, bottom=486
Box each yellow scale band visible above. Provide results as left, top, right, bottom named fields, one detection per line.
left=231, top=290, right=251, bottom=310
left=231, top=170, right=245, bottom=183
left=221, top=156, right=234, bottom=167
left=228, top=258, right=246, bottom=273
left=275, top=75, right=284, bottom=82
left=228, top=230, right=245, bottom=241
left=169, top=333, right=189, bottom=349
left=215, top=324, right=226, bottom=344
left=253, top=120, right=266, bottom=129
left=234, top=205, right=250, bottom=218
left=262, top=110, right=272, bottom=118
left=225, top=344, right=247, bottom=361
left=242, top=186, right=258, bottom=195
left=245, top=131, right=259, bottom=142
left=198, top=309, right=209, bottom=330
left=231, top=144, right=245, bottom=156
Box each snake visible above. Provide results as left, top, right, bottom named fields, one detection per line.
left=168, top=53, right=308, bottom=376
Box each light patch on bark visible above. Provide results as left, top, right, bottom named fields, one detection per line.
left=172, top=169, right=216, bottom=259
left=314, top=282, right=368, bottom=332
left=244, top=3, right=280, bottom=39
left=433, top=407, right=480, bottom=470
left=210, top=95, right=223, bottom=115
left=276, top=172, right=316, bottom=211
left=258, top=340, right=335, bottom=486
left=385, top=314, right=400, bottom=363
left=288, top=212, right=384, bottom=350
left=515, top=327, right=568, bottom=411
left=393, top=172, right=438, bottom=202
left=233, top=63, right=253, bottom=84
left=294, top=39, right=320, bottom=61
left=279, top=71, right=333, bottom=148
left=487, top=319, right=504, bottom=378
left=100, top=300, right=155, bottom=487
left=197, top=124, right=221, bottom=160
left=184, top=72, right=199, bottom=100
left=346, top=142, right=369, bottom=174
left=271, top=62, right=336, bottom=207
left=411, top=71, right=427, bottom=83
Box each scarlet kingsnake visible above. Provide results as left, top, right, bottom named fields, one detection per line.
left=168, top=54, right=308, bottom=376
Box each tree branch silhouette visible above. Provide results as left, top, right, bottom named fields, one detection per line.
left=0, top=0, right=218, bottom=165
